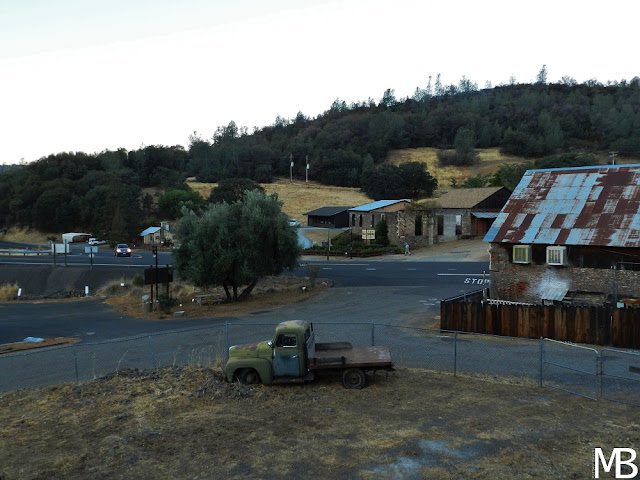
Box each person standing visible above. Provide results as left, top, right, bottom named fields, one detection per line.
left=405, top=243, right=410, bottom=255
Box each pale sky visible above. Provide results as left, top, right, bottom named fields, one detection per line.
left=1, top=0, right=638, bottom=164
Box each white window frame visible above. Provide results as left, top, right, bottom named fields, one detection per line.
left=546, top=246, right=567, bottom=266
left=512, top=245, right=531, bottom=264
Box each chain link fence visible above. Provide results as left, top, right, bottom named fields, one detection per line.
left=601, top=348, right=640, bottom=406
left=1, top=322, right=639, bottom=406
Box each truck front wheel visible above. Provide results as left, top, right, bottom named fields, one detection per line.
left=237, top=368, right=260, bottom=385
left=342, top=368, right=366, bottom=389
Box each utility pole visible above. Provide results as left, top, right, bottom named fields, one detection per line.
left=609, top=151, right=618, bottom=165
left=306, top=155, right=309, bottom=183
left=290, top=153, right=293, bottom=183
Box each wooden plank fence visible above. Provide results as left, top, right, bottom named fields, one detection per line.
left=441, top=298, right=640, bottom=349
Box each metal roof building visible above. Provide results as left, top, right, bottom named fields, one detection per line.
left=349, top=200, right=411, bottom=212
left=484, top=164, right=640, bottom=248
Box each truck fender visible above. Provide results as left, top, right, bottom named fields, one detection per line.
left=226, top=358, right=273, bottom=384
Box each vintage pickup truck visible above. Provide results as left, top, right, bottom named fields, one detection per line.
left=224, top=320, right=393, bottom=389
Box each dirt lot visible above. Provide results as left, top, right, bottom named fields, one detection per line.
left=0, top=365, right=637, bottom=479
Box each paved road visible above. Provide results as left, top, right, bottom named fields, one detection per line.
left=0, top=259, right=488, bottom=344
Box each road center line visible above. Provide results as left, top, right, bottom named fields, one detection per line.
left=437, top=273, right=484, bottom=276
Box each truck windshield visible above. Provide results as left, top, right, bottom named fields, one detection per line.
left=275, top=333, right=297, bottom=348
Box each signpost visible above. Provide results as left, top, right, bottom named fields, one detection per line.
left=362, top=229, right=375, bottom=244
left=84, top=246, right=98, bottom=269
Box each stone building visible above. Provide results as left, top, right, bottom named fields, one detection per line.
left=484, top=165, right=640, bottom=306
left=435, top=186, right=512, bottom=238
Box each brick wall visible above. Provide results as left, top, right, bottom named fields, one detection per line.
left=489, top=244, right=640, bottom=304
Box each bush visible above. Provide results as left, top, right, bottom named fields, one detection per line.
left=132, top=274, right=144, bottom=287
left=0, top=283, right=20, bottom=301
left=157, top=294, right=177, bottom=311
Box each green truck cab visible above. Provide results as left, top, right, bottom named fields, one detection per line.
left=225, top=320, right=393, bottom=389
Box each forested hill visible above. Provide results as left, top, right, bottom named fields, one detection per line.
left=1, top=80, right=639, bottom=239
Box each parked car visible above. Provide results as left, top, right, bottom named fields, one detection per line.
left=288, top=219, right=299, bottom=227
left=88, top=238, right=107, bottom=246
left=114, top=243, right=132, bottom=257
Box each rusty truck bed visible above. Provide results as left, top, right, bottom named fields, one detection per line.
left=308, top=342, right=393, bottom=370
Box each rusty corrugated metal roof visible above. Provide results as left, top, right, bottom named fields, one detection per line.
left=484, top=164, right=640, bottom=247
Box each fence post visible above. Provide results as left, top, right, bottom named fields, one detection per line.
left=597, top=350, right=603, bottom=400
left=371, top=322, right=375, bottom=346
left=74, top=346, right=79, bottom=383
left=225, top=322, right=230, bottom=360
left=147, top=336, right=157, bottom=369
left=453, top=332, right=458, bottom=377
left=539, top=337, right=543, bottom=388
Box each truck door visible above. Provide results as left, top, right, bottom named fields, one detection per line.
left=273, top=333, right=302, bottom=377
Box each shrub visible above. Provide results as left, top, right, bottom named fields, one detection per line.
left=0, top=283, right=20, bottom=301
left=132, top=273, right=144, bottom=287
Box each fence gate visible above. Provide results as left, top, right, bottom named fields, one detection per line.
left=601, top=348, right=640, bottom=407
left=541, top=339, right=599, bottom=400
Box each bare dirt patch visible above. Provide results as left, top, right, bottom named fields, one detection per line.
left=104, top=275, right=332, bottom=321
left=0, top=366, right=636, bottom=479
left=0, top=337, right=80, bottom=354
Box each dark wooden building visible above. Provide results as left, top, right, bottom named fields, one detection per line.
left=304, top=206, right=353, bottom=228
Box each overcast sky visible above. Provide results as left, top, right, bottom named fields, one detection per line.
left=1, top=0, right=638, bottom=164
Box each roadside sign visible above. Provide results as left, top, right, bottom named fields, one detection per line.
left=362, top=229, right=375, bottom=240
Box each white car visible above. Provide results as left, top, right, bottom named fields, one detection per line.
left=288, top=219, right=299, bottom=227
left=88, top=238, right=107, bottom=246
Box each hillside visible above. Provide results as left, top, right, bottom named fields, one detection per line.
left=187, top=148, right=538, bottom=223
left=188, top=178, right=373, bottom=226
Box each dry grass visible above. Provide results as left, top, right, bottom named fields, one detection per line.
left=1, top=226, right=54, bottom=244
left=187, top=177, right=372, bottom=226
left=0, top=366, right=636, bottom=479
left=99, top=274, right=333, bottom=320
left=0, top=283, right=19, bottom=301
left=386, top=147, right=525, bottom=195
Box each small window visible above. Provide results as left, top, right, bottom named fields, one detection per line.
left=437, top=215, right=444, bottom=236
left=513, top=245, right=532, bottom=264
left=546, top=246, right=567, bottom=266
left=415, top=215, right=423, bottom=236
left=370, top=214, right=375, bottom=228
left=455, top=215, right=462, bottom=235
left=359, top=215, right=363, bottom=227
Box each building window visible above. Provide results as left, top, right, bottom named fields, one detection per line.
left=359, top=215, right=363, bottom=227
left=370, top=214, right=375, bottom=228
left=415, top=215, right=423, bottom=236
left=351, top=214, right=355, bottom=227
left=437, top=215, right=444, bottom=236
left=513, top=245, right=532, bottom=264
left=546, top=246, right=567, bottom=266
left=455, top=215, right=462, bottom=235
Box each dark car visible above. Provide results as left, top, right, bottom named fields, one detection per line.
left=114, top=243, right=132, bottom=257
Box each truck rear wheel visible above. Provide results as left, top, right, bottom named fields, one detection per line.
left=237, top=368, right=260, bottom=385
left=342, top=368, right=366, bottom=389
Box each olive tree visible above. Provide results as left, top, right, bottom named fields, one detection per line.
left=174, top=190, right=301, bottom=301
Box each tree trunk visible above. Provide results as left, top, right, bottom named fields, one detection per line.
left=232, top=284, right=238, bottom=301
left=238, top=280, right=258, bottom=301
left=222, top=282, right=232, bottom=301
